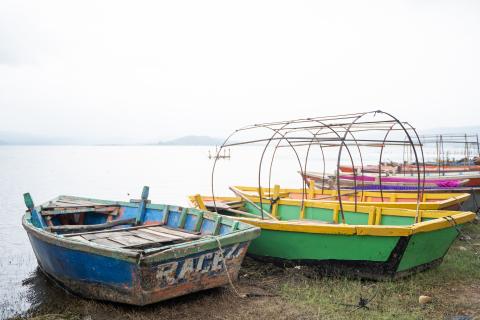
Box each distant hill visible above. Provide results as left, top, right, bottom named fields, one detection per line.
left=158, top=135, right=224, bottom=146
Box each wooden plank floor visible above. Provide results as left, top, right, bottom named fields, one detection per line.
left=65, top=224, right=201, bottom=249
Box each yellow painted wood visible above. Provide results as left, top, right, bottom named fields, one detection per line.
left=411, top=212, right=475, bottom=234
left=233, top=217, right=357, bottom=234
left=233, top=185, right=470, bottom=210
left=415, top=210, right=423, bottom=223
left=333, top=205, right=339, bottom=224
left=356, top=225, right=412, bottom=236
left=368, top=206, right=376, bottom=225
left=189, top=194, right=476, bottom=236
left=271, top=184, right=281, bottom=218
left=300, top=204, right=305, bottom=219
left=308, top=180, right=315, bottom=199
left=375, top=207, right=382, bottom=225
left=193, top=194, right=207, bottom=210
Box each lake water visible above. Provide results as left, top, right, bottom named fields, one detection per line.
left=0, top=144, right=463, bottom=318
left=0, top=145, right=316, bottom=318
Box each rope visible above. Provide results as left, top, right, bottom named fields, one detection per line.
left=208, top=235, right=247, bottom=298
left=337, top=283, right=380, bottom=312
left=469, top=189, right=480, bottom=214
left=270, top=196, right=280, bottom=206
left=442, top=216, right=480, bottom=264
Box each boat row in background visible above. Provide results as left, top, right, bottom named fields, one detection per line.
left=22, top=111, right=479, bottom=306
left=201, top=111, right=478, bottom=280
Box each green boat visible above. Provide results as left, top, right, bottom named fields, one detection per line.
left=190, top=193, right=475, bottom=279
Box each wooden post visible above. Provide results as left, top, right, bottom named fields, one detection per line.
left=135, top=186, right=149, bottom=225
left=212, top=216, right=222, bottom=235
left=375, top=208, right=383, bottom=225
left=162, top=205, right=170, bottom=224
left=194, top=194, right=207, bottom=210
left=271, top=184, right=281, bottom=218
left=308, top=180, right=315, bottom=199
left=416, top=210, right=423, bottom=223
left=23, top=193, right=47, bottom=229
left=300, top=205, right=305, bottom=219
left=178, top=207, right=188, bottom=228
left=332, top=205, right=339, bottom=224
left=194, top=211, right=204, bottom=231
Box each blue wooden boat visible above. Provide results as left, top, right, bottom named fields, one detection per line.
left=22, top=187, right=260, bottom=306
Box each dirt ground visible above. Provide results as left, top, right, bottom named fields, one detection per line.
left=12, top=223, right=480, bottom=320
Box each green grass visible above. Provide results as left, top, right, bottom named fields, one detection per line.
left=279, top=222, right=480, bottom=319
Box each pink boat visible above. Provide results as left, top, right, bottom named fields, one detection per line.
left=302, top=171, right=477, bottom=189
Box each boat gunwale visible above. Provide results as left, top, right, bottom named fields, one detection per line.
left=233, top=185, right=471, bottom=209
left=228, top=212, right=474, bottom=236
left=23, top=197, right=261, bottom=264
left=189, top=195, right=476, bottom=237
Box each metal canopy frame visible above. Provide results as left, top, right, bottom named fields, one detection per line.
left=211, top=110, right=426, bottom=223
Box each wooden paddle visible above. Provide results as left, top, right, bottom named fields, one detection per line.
left=229, top=186, right=279, bottom=220
left=193, top=194, right=263, bottom=220
left=204, top=201, right=264, bottom=219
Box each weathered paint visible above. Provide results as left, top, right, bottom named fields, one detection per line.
left=22, top=193, right=261, bottom=305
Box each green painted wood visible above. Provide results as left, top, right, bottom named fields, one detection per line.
left=231, top=221, right=239, bottom=231
left=212, top=216, right=222, bottom=235
left=161, top=205, right=169, bottom=224
left=194, top=211, right=204, bottom=232
left=396, top=226, right=459, bottom=272
left=24, top=193, right=46, bottom=229
left=247, top=228, right=399, bottom=262
left=239, top=201, right=469, bottom=276
left=178, top=208, right=188, bottom=228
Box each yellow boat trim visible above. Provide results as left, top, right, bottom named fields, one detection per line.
left=232, top=212, right=476, bottom=236
left=234, top=185, right=471, bottom=210
left=188, top=195, right=476, bottom=237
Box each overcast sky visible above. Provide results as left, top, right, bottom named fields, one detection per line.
left=0, top=0, right=479, bottom=143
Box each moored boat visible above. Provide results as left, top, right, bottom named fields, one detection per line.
left=22, top=187, right=260, bottom=305
left=189, top=193, right=475, bottom=279
left=302, top=170, right=479, bottom=189
left=231, top=184, right=471, bottom=210
left=339, top=164, right=480, bottom=174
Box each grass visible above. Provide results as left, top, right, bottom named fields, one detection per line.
left=280, top=222, right=480, bottom=319
left=11, top=222, right=480, bottom=320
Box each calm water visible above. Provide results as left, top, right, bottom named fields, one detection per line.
left=0, top=145, right=446, bottom=318
left=0, top=145, right=314, bottom=318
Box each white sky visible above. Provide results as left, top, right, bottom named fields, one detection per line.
left=0, top=0, right=479, bottom=143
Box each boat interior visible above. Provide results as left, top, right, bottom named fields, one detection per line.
left=27, top=194, right=247, bottom=252
left=190, top=194, right=472, bottom=228
left=233, top=185, right=470, bottom=205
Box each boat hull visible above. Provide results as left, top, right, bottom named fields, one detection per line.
left=242, top=221, right=460, bottom=280
left=24, top=218, right=252, bottom=305
left=29, top=228, right=248, bottom=306
left=190, top=194, right=475, bottom=280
